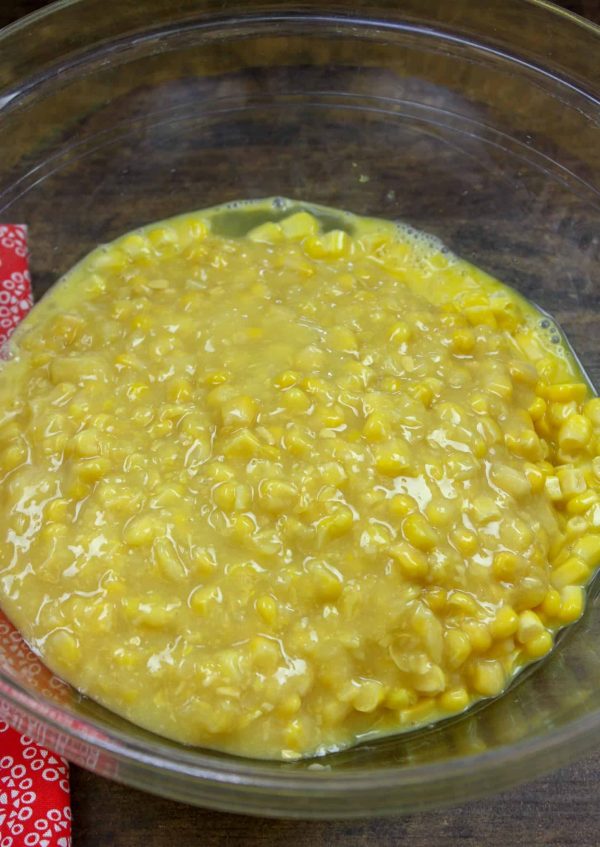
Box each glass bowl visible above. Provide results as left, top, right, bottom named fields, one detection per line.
left=1, top=0, right=599, bottom=818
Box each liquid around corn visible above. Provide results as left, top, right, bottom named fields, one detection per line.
left=0, top=198, right=599, bottom=759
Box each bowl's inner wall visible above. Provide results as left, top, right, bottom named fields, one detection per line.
left=0, top=4, right=599, bottom=807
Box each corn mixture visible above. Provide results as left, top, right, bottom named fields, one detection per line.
left=0, top=199, right=599, bottom=760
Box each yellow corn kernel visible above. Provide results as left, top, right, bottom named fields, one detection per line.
left=584, top=397, right=600, bottom=427
left=221, top=395, right=258, bottom=429
left=544, top=475, right=563, bottom=502
left=541, top=588, right=561, bottom=619
left=248, top=635, right=280, bottom=673
left=490, top=605, right=519, bottom=639
left=247, top=221, right=283, bottom=243
left=528, top=396, right=547, bottom=421
left=425, top=499, right=456, bottom=528
left=283, top=425, right=314, bottom=458
left=548, top=400, right=578, bottom=429
left=558, top=585, right=584, bottom=623
left=389, top=493, right=418, bottom=518
left=471, top=659, right=505, bottom=696
left=571, top=534, right=600, bottom=565
left=558, top=414, right=592, bottom=453
left=69, top=427, right=101, bottom=458
left=523, top=463, right=545, bottom=494
left=46, top=629, right=81, bottom=669
left=543, top=382, right=588, bottom=403
left=424, top=586, right=446, bottom=613
left=74, top=457, right=111, bottom=484
left=551, top=556, right=589, bottom=589
left=469, top=495, right=501, bottom=525
left=522, top=629, right=552, bottom=659
left=363, top=412, right=390, bottom=442
left=316, top=506, right=354, bottom=544
left=189, top=584, right=223, bottom=616
left=447, top=590, right=478, bottom=616
left=413, top=665, right=446, bottom=695
left=124, top=596, right=178, bottom=628
left=566, top=489, right=598, bottom=516
left=490, top=464, right=531, bottom=499
left=222, top=428, right=265, bottom=459
left=557, top=467, right=586, bottom=499
left=203, top=370, right=229, bottom=387
left=45, top=498, right=70, bottom=523
left=462, top=621, right=492, bottom=653
left=451, top=328, right=475, bottom=354
left=390, top=543, right=429, bottom=579
left=304, top=229, right=352, bottom=259
left=154, top=538, right=186, bottom=582
left=283, top=387, right=311, bottom=413
left=256, top=594, right=278, bottom=626
left=328, top=327, right=358, bottom=352
left=508, top=360, right=538, bottom=386
left=273, top=370, right=299, bottom=389
left=213, top=481, right=251, bottom=513
left=276, top=694, right=302, bottom=719
left=319, top=461, right=347, bottom=487
left=124, top=514, right=161, bottom=547
left=258, top=479, right=298, bottom=514
left=500, top=518, right=533, bottom=552
left=384, top=688, right=414, bottom=710
left=452, top=527, right=478, bottom=557
left=167, top=377, right=192, bottom=403
left=374, top=439, right=412, bottom=476
left=470, top=392, right=489, bottom=415
left=389, top=321, right=412, bottom=344
left=402, top=513, right=438, bottom=551
left=516, top=610, right=545, bottom=644
left=439, top=687, right=470, bottom=712
left=0, top=441, right=27, bottom=471
left=445, top=629, right=472, bottom=669
left=279, top=211, right=319, bottom=240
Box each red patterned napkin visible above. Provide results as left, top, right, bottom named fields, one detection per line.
left=0, top=225, right=72, bottom=846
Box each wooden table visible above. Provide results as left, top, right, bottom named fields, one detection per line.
left=2, top=1, right=600, bottom=844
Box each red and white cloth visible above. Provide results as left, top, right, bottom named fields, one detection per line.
left=0, top=226, right=72, bottom=846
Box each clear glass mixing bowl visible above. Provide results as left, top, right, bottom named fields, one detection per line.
left=0, top=0, right=599, bottom=818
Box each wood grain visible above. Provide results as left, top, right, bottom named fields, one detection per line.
left=2, top=1, right=600, bottom=845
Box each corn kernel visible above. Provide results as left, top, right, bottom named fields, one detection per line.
left=524, top=630, right=553, bottom=659
left=490, top=605, right=519, bottom=639
left=516, top=610, right=545, bottom=644
left=363, top=412, right=390, bottom=442
left=247, top=221, right=283, bottom=243
left=402, top=513, right=438, bottom=551
left=452, top=527, right=478, bottom=557
left=389, top=493, right=418, bottom=518
left=491, top=464, right=532, bottom=499
left=558, top=414, right=592, bottom=453
left=316, top=506, right=354, bottom=545
left=374, top=439, right=412, bottom=476
left=584, top=397, right=600, bottom=427
left=390, top=543, right=429, bottom=579
left=571, top=534, right=600, bottom=565
left=439, top=687, right=470, bottom=712
left=541, top=588, right=561, bottom=619
left=256, top=594, right=278, bottom=626
left=551, top=556, right=589, bottom=589
left=559, top=585, right=584, bottom=623
left=279, top=211, right=319, bottom=240
left=451, top=328, right=475, bottom=354
left=471, top=659, right=505, bottom=696
left=462, top=620, right=492, bottom=653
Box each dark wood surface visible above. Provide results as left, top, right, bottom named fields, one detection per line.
left=2, top=1, right=600, bottom=844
